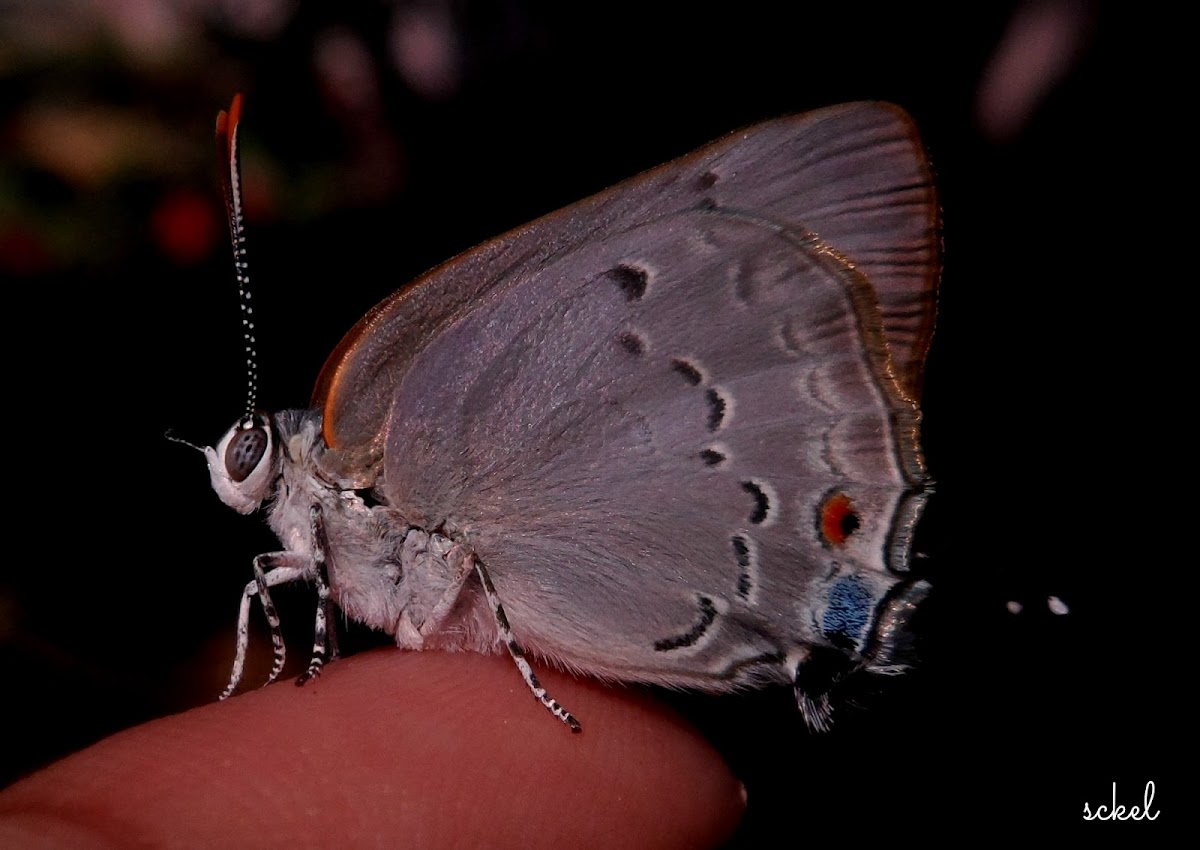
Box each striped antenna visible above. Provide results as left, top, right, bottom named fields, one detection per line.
left=215, top=94, right=259, bottom=424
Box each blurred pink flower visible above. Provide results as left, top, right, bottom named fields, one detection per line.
left=977, top=0, right=1094, bottom=142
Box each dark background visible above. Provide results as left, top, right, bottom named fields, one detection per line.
left=1, top=0, right=1174, bottom=840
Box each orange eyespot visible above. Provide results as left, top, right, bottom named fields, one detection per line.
left=819, top=492, right=860, bottom=548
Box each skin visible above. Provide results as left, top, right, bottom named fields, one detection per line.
left=0, top=651, right=745, bottom=848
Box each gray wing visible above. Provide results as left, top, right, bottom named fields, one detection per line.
left=381, top=207, right=930, bottom=688
left=374, top=106, right=936, bottom=691
left=315, top=103, right=936, bottom=486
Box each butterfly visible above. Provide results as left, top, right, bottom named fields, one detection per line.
left=197, top=96, right=938, bottom=732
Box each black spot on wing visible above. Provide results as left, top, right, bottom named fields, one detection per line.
left=605, top=264, right=648, bottom=302
left=742, top=481, right=769, bottom=524
left=617, top=331, right=645, bottom=355
left=732, top=534, right=753, bottom=600
left=671, top=358, right=703, bottom=385
left=654, top=596, right=718, bottom=651
left=706, top=389, right=726, bottom=431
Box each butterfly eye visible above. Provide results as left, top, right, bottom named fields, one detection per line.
left=205, top=415, right=276, bottom=514
left=225, top=423, right=270, bottom=482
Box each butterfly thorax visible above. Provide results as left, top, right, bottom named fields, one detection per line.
left=263, top=410, right=500, bottom=653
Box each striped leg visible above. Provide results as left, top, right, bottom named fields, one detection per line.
left=325, top=590, right=341, bottom=663
left=220, top=556, right=307, bottom=700
left=255, top=555, right=289, bottom=687
left=474, top=558, right=581, bottom=733
left=298, top=505, right=334, bottom=686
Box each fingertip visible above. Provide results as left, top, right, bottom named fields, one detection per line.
left=0, top=651, right=744, bottom=848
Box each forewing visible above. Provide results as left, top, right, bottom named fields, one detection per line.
left=314, top=103, right=937, bottom=488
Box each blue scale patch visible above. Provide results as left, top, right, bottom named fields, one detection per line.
left=821, top=574, right=873, bottom=648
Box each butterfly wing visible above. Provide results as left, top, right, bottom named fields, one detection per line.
left=314, top=102, right=936, bottom=483
left=315, top=103, right=938, bottom=688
